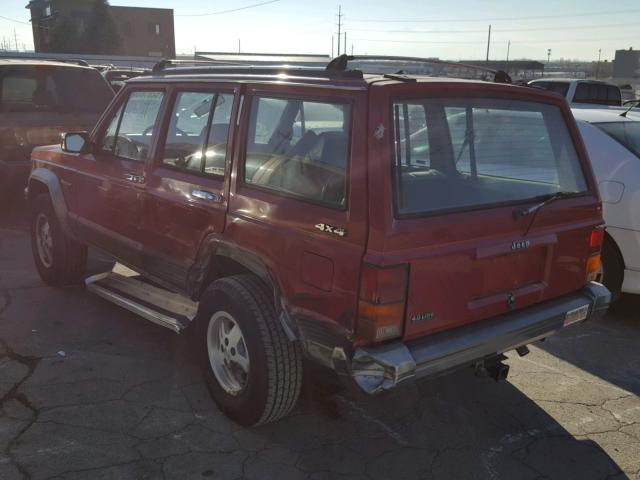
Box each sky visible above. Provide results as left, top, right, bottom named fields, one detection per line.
left=1, top=0, right=639, bottom=61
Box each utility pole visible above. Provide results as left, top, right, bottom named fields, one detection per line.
left=344, top=31, right=347, bottom=56
left=596, top=48, right=602, bottom=79
left=351, top=44, right=354, bottom=55
left=506, top=40, right=511, bottom=62
left=336, top=5, right=343, bottom=56
left=14, top=29, right=18, bottom=51
left=331, top=35, right=334, bottom=57
left=485, top=24, right=491, bottom=61
left=238, top=39, right=241, bottom=54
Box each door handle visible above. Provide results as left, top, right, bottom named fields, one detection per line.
left=192, top=189, right=224, bottom=202
left=123, top=174, right=145, bottom=184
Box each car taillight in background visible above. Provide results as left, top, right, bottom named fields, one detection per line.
left=586, top=226, right=605, bottom=282
left=356, top=263, right=408, bottom=343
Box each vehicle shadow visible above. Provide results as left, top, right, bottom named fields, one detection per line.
left=246, top=369, right=629, bottom=480
left=0, top=194, right=28, bottom=231
left=535, top=294, right=640, bottom=396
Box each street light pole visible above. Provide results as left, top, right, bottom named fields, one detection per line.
left=596, top=48, right=602, bottom=79
left=485, top=24, right=491, bottom=62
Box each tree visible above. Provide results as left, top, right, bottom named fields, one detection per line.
left=47, top=17, right=82, bottom=54
left=80, top=0, right=122, bottom=54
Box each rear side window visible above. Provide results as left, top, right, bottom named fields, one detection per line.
left=0, top=66, right=113, bottom=113
left=161, top=91, right=234, bottom=176
left=244, top=96, right=350, bottom=209
left=595, top=121, right=640, bottom=159
left=532, top=81, right=569, bottom=97
left=100, top=91, right=164, bottom=162
left=392, top=98, right=588, bottom=216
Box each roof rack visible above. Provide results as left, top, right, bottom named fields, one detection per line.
left=152, top=58, right=252, bottom=73
left=0, top=55, right=90, bottom=67
left=327, top=54, right=512, bottom=83
left=150, top=58, right=364, bottom=80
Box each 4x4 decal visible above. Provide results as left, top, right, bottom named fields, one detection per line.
left=315, top=223, right=346, bottom=237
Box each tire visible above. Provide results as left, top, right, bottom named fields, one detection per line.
left=599, top=236, right=624, bottom=301
left=30, top=193, right=87, bottom=286
left=195, top=274, right=303, bottom=426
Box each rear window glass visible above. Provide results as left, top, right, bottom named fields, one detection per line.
left=595, top=121, right=640, bottom=159
left=574, top=83, right=621, bottom=106
left=392, top=98, right=588, bottom=216
left=0, top=66, right=113, bottom=113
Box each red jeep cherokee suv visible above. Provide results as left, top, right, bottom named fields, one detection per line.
left=26, top=56, right=611, bottom=426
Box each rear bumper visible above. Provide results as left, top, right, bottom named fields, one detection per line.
left=350, top=282, right=610, bottom=395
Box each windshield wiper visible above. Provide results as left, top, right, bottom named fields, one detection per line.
left=513, top=191, right=575, bottom=220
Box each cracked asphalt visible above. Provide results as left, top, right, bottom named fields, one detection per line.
left=1, top=198, right=639, bottom=480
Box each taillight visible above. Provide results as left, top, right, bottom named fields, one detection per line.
left=589, top=227, right=604, bottom=250
left=586, top=226, right=605, bottom=282
left=357, top=264, right=408, bottom=343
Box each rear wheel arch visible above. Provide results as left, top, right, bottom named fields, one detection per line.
left=188, top=237, right=299, bottom=340
left=601, top=231, right=625, bottom=299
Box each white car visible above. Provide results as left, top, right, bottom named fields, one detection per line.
left=530, top=79, right=622, bottom=107
left=573, top=106, right=640, bottom=297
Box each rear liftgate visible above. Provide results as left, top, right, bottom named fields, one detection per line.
left=85, top=264, right=197, bottom=333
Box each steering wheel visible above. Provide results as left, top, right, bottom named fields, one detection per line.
left=143, top=126, right=187, bottom=137
left=104, top=135, right=139, bottom=159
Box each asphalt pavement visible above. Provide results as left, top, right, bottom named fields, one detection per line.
left=1, top=198, right=638, bottom=480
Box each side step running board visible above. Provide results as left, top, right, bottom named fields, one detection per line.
left=85, top=266, right=198, bottom=333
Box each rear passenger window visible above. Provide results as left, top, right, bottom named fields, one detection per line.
left=244, top=96, right=350, bottom=209
left=101, top=91, right=164, bottom=162
left=162, top=91, right=233, bottom=176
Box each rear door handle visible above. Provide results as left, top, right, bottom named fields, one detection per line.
left=123, top=174, right=145, bottom=184
left=192, top=190, right=224, bottom=202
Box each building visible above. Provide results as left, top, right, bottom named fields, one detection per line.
left=26, top=0, right=175, bottom=58
left=613, top=48, right=640, bottom=81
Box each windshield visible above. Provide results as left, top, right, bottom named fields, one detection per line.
left=392, top=98, right=588, bottom=216
left=0, top=66, right=114, bottom=113
left=594, top=121, right=640, bottom=159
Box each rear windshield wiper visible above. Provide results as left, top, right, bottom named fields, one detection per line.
left=513, top=191, right=576, bottom=219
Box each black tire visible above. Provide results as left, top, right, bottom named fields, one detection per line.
left=600, top=236, right=624, bottom=301
left=30, top=193, right=87, bottom=286
left=195, top=274, right=303, bottom=426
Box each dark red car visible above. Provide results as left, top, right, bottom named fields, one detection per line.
left=26, top=56, right=610, bottom=426
left=0, top=59, right=114, bottom=197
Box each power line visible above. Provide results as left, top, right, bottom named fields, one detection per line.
left=348, top=22, right=638, bottom=34
left=0, top=15, right=30, bottom=25
left=350, top=8, right=640, bottom=23
left=176, top=0, right=280, bottom=17
left=353, top=36, right=640, bottom=45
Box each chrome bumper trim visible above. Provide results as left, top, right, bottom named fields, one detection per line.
left=351, top=282, right=610, bottom=395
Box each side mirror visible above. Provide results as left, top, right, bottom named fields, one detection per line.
left=62, top=132, right=90, bottom=153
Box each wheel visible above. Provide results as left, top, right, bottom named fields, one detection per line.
left=195, top=274, right=302, bottom=426
left=30, top=193, right=87, bottom=286
left=598, top=236, right=624, bottom=301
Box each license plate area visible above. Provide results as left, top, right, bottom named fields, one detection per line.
left=564, top=304, right=590, bottom=326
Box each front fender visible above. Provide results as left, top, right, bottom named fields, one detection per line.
left=28, top=168, right=75, bottom=239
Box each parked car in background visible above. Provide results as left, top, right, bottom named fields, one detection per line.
left=529, top=79, right=622, bottom=106
left=26, top=56, right=610, bottom=426
left=573, top=107, right=640, bottom=298
left=0, top=59, right=114, bottom=197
